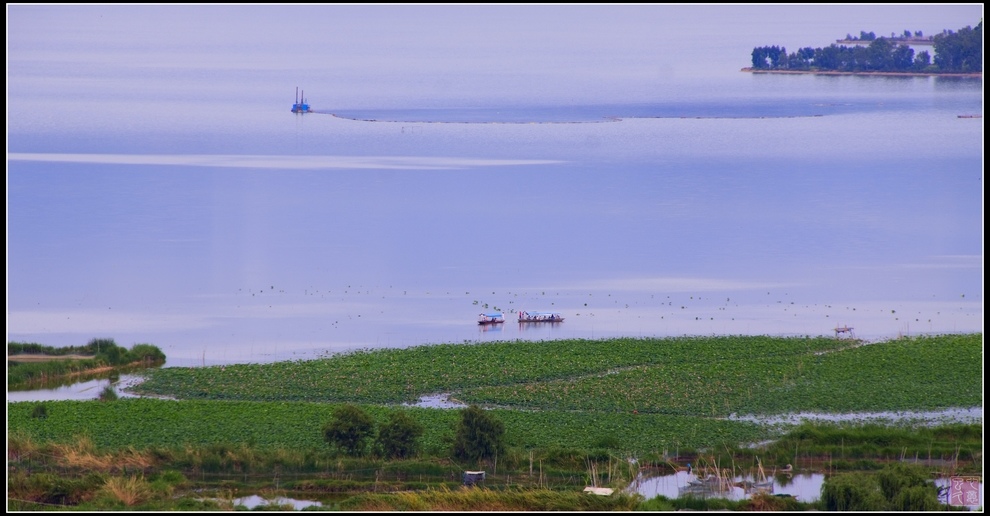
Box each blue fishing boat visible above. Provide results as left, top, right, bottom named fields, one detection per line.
left=291, top=87, right=311, bottom=113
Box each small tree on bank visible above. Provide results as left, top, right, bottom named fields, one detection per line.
left=98, top=385, right=119, bottom=402
left=323, top=404, right=375, bottom=456
left=376, top=411, right=424, bottom=459
left=452, top=405, right=505, bottom=463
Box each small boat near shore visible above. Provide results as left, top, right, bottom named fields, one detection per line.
left=478, top=313, right=505, bottom=325
left=518, top=310, right=564, bottom=323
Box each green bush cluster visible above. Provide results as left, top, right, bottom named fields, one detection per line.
left=452, top=404, right=505, bottom=462
left=323, top=403, right=506, bottom=464
left=323, top=403, right=425, bottom=459
left=821, top=463, right=943, bottom=511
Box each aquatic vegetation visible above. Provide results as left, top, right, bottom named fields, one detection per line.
left=128, top=336, right=840, bottom=403
left=7, top=334, right=982, bottom=510
left=130, top=335, right=975, bottom=417
left=337, top=485, right=642, bottom=511
left=6, top=399, right=766, bottom=455
left=459, top=334, right=982, bottom=416
left=8, top=404, right=981, bottom=510
left=821, top=463, right=943, bottom=511
left=127, top=335, right=980, bottom=418
left=98, top=385, right=119, bottom=402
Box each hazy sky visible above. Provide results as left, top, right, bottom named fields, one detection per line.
left=8, top=4, right=984, bottom=107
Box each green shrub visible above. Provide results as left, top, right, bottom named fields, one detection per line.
left=86, top=338, right=118, bottom=354
left=151, top=470, right=186, bottom=485
left=28, top=472, right=106, bottom=506
left=323, top=404, right=376, bottom=456
left=31, top=403, right=48, bottom=419
left=592, top=435, right=621, bottom=449
left=821, top=472, right=888, bottom=510
left=637, top=495, right=676, bottom=511
left=452, top=405, right=505, bottom=463
left=877, top=463, right=931, bottom=501
left=673, top=495, right=738, bottom=511
left=891, top=485, right=942, bottom=511
left=99, top=385, right=119, bottom=402
left=376, top=410, right=424, bottom=459
left=127, top=344, right=166, bottom=364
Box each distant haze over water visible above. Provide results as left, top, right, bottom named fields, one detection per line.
left=7, top=5, right=983, bottom=368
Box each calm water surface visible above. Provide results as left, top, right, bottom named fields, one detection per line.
left=8, top=6, right=983, bottom=384
left=630, top=470, right=983, bottom=510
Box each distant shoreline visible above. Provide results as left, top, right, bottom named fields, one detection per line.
left=741, top=67, right=981, bottom=78
left=834, top=39, right=934, bottom=46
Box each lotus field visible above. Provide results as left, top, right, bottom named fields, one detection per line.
left=129, top=334, right=981, bottom=415
left=6, top=399, right=766, bottom=454
left=9, top=334, right=981, bottom=455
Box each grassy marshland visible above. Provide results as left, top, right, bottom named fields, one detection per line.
left=130, top=334, right=981, bottom=415
left=8, top=339, right=166, bottom=389
left=7, top=333, right=982, bottom=510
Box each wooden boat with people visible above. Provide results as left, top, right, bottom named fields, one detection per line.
left=478, top=313, right=505, bottom=325
left=517, top=310, right=564, bottom=323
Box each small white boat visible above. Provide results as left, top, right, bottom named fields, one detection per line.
left=478, top=313, right=505, bottom=325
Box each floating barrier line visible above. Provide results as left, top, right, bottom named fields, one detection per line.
left=314, top=112, right=828, bottom=123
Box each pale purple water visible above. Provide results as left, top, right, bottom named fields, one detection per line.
left=8, top=5, right=983, bottom=379
left=631, top=470, right=983, bottom=510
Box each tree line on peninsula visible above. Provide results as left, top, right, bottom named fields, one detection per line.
left=751, top=21, right=981, bottom=73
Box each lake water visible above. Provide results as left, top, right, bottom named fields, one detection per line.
left=7, top=6, right=983, bottom=373
left=630, top=470, right=824, bottom=504
left=231, top=494, right=321, bottom=511
left=630, top=470, right=983, bottom=510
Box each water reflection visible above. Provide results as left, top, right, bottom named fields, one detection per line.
left=232, top=494, right=321, bottom=510
left=478, top=322, right=504, bottom=333
left=7, top=371, right=115, bottom=393
left=516, top=321, right=564, bottom=342
left=729, top=407, right=984, bottom=426
left=630, top=470, right=823, bottom=504
left=402, top=393, right=467, bottom=409
left=6, top=374, right=146, bottom=402
left=631, top=470, right=984, bottom=510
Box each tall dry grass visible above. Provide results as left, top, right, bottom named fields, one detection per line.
left=102, top=474, right=152, bottom=506
left=8, top=432, right=39, bottom=462
left=49, top=436, right=154, bottom=471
